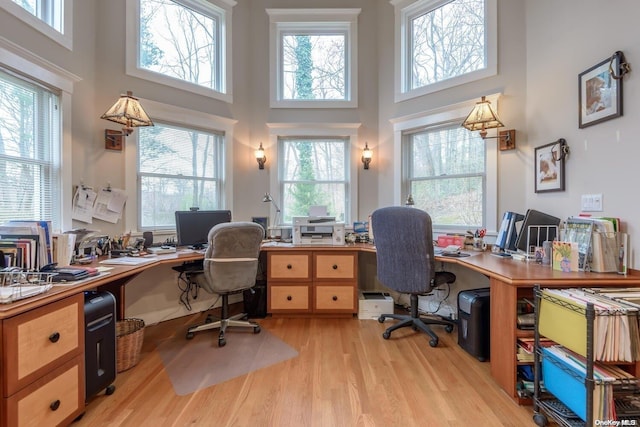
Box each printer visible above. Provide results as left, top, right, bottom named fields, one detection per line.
left=292, top=216, right=345, bottom=245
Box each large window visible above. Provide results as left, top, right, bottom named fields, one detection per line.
left=404, top=124, right=485, bottom=228
left=0, top=68, right=61, bottom=227
left=394, top=98, right=497, bottom=233
left=267, top=9, right=360, bottom=108
left=137, top=122, right=225, bottom=230
left=126, top=0, right=234, bottom=102
left=2, top=0, right=72, bottom=49
left=278, top=137, right=350, bottom=223
left=394, top=0, right=496, bottom=101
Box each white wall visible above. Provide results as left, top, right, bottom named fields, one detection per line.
left=525, top=0, right=640, bottom=267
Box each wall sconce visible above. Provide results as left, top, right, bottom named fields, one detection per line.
left=262, top=193, right=281, bottom=235
left=461, top=96, right=516, bottom=151
left=361, top=142, right=372, bottom=169
left=255, top=142, right=266, bottom=169
left=100, top=91, right=154, bottom=151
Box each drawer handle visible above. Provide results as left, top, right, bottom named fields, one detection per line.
left=332, top=264, right=338, bottom=270
left=50, top=399, right=61, bottom=411
left=287, top=264, right=292, bottom=269
left=287, top=295, right=292, bottom=301
left=332, top=296, right=338, bottom=301
left=49, top=332, right=60, bottom=343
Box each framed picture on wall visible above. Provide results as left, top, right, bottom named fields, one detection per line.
left=534, top=141, right=565, bottom=193
left=578, top=53, right=623, bottom=128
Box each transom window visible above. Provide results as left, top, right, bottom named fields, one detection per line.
left=278, top=137, right=349, bottom=223
left=2, top=0, right=71, bottom=49
left=267, top=9, right=360, bottom=108
left=127, top=0, right=234, bottom=102
left=394, top=0, right=496, bottom=101
left=0, top=68, right=61, bottom=227
left=137, top=122, right=225, bottom=229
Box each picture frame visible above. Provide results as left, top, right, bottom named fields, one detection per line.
left=251, top=216, right=268, bottom=238
left=578, top=53, right=622, bottom=128
left=534, top=141, right=565, bottom=193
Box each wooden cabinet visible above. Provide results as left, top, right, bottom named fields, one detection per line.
left=267, top=250, right=358, bottom=316
left=1, top=294, right=85, bottom=426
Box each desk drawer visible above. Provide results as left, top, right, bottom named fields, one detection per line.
left=268, top=253, right=312, bottom=281
left=269, top=285, right=311, bottom=312
left=314, top=284, right=356, bottom=312
left=314, top=253, right=356, bottom=280
left=4, top=354, right=84, bottom=427
left=3, top=294, right=83, bottom=395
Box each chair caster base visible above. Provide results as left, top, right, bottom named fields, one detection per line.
left=445, top=324, right=454, bottom=333
left=186, top=331, right=195, bottom=340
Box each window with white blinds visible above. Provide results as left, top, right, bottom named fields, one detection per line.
left=0, top=68, right=60, bottom=227
left=137, top=121, right=225, bottom=229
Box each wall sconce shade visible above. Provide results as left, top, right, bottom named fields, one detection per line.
left=255, top=142, right=266, bottom=169
left=101, top=91, right=154, bottom=150
left=462, top=96, right=516, bottom=151
left=361, top=142, right=372, bottom=170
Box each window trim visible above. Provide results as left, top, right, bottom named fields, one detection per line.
left=267, top=8, right=360, bottom=109
left=124, top=99, right=237, bottom=232
left=266, top=122, right=360, bottom=225
left=125, top=0, right=236, bottom=103
left=391, top=95, right=499, bottom=235
left=392, top=0, right=497, bottom=103
left=1, top=0, right=73, bottom=50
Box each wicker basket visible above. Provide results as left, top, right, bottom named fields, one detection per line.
left=116, top=318, right=145, bottom=373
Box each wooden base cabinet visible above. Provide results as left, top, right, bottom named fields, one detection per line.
left=267, top=250, right=358, bottom=316
left=1, top=294, right=85, bottom=426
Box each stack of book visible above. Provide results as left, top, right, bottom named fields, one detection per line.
left=0, top=220, right=52, bottom=270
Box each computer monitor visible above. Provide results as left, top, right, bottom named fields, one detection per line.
left=175, top=209, right=232, bottom=249
left=495, top=211, right=524, bottom=253
left=515, top=209, right=561, bottom=254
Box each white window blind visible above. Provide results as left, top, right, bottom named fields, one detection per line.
left=0, top=68, right=60, bottom=227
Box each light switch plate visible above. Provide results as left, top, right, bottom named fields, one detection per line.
left=581, top=194, right=603, bottom=212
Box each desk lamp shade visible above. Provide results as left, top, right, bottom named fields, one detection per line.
left=101, top=91, right=154, bottom=136
left=461, top=96, right=504, bottom=139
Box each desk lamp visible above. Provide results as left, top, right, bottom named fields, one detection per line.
left=262, top=193, right=281, bottom=237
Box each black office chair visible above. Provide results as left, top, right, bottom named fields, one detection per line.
left=371, top=206, right=457, bottom=347
left=185, top=221, right=264, bottom=347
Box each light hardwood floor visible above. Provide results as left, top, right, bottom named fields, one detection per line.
left=75, top=312, right=537, bottom=427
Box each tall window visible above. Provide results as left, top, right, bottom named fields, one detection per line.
left=278, top=137, right=349, bottom=223
left=267, top=9, right=360, bottom=108
left=127, top=0, right=234, bottom=101
left=404, top=124, right=485, bottom=229
left=137, top=122, right=224, bottom=229
left=2, top=0, right=71, bottom=49
left=0, top=68, right=60, bottom=227
left=394, top=0, right=496, bottom=101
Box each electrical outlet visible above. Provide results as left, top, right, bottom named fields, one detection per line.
left=581, top=194, right=603, bottom=212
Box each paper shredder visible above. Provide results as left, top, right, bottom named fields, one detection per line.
left=457, top=287, right=491, bottom=361
left=84, top=290, right=116, bottom=399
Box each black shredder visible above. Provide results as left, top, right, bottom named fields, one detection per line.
left=457, top=287, right=491, bottom=361
left=84, top=291, right=116, bottom=399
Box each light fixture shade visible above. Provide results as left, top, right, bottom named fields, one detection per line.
left=101, top=91, right=154, bottom=135
left=255, top=142, right=266, bottom=169
left=461, top=96, right=504, bottom=137
left=361, top=142, right=372, bottom=170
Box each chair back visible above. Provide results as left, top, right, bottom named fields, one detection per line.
left=200, top=222, right=264, bottom=294
left=371, top=206, right=436, bottom=294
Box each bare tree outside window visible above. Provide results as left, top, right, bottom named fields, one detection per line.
left=139, top=0, right=220, bottom=91
left=281, top=33, right=346, bottom=100
left=406, top=125, right=485, bottom=228
left=410, top=0, right=485, bottom=90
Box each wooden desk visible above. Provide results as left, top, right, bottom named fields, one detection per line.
left=0, top=245, right=638, bottom=424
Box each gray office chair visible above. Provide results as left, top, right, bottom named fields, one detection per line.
left=371, top=206, right=457, bottom=347
left=185, top=221, right=264, bottom=347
